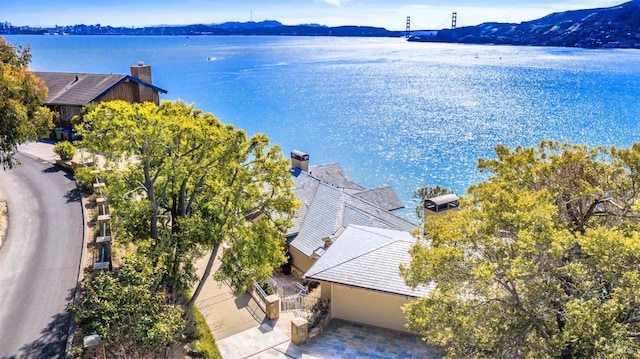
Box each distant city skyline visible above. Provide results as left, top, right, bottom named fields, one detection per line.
left=4, top=0, right=627, bottom=31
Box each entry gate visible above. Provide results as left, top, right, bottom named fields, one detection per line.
left=278, top=282, right=308, bottom=312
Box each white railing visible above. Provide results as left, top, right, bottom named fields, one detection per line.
left=92, top=177, right=111, bottom=270
left=279, top=281, right=309, bottom=312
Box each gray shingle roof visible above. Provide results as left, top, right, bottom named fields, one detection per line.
left=308, top=163, right=405, bottom=210
left=305, top=225, right=434, bottom=298
left=307, top=163, right=365, bottom=192
left=353, top=186, right=406, bottom=211
left=34, top=71, right=167, bottom=106
left=288, top=169, right=417, bottom=257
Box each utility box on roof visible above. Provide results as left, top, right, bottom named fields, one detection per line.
left=424, top=193, right=459, bottom=217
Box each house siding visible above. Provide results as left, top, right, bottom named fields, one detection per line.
left=98, top=82, right=139, bottom=103
left=289, top=246, right=316, bottom=275
left=58, top=105, right=83, bottom=128
left=331, top=284, right=413, bottom=333
left=97, top=81, right=159, bottom=105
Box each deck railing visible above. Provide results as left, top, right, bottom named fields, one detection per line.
left=249, top=281, right=268, bottom=312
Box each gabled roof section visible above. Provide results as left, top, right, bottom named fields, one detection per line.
left=34, top=71, right=167, bottom=106
left=308, top=163, right=365, bottom=192
left=353, top=186, right=405, bottom=211
left=287, top=170, right=416, bottom=257
left=305, top=225, right=434, bottom=298
left=308, top=163, right=405, bottom=210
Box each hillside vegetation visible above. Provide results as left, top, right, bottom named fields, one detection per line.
left=410, top=0, right=640, bottom=49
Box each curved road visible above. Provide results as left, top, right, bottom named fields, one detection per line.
left=0, top=153, right=83, bottom=358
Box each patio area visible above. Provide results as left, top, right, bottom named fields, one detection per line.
left=194, top=253, right=442, bottom=358
left=218, top=316, right=442, bottom=358
left=219, top=272, right=441, bottom=358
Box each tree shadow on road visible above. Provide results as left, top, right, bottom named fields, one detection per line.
left=64, top=188, right=81, bottom=204
left=39, top=165, right=83, bottom=204
left=42, top=164, right=75, bottom=182
left=13, top=287, right=75, bottom=359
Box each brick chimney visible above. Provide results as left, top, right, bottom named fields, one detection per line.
left=130, top=62, right=156, bottom=104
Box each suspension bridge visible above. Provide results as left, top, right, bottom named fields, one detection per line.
left=405, top=12, right=463, bottom=39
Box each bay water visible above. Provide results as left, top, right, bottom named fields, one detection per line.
left=5, top=35, right=640, bottom=220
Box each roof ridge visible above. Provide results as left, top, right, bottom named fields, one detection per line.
left=343, top=199, right=416, bottom=228
left=338, top=226, right=418, bottom=263
left=302, top=166, right=413, bottom=226
left=356, top=184, right=391, bottom=192
left=295, top=177, right=321, bottom=235
left=336, top=192, right=347, bottom=228
left=310, top=162, right=340, bottom=167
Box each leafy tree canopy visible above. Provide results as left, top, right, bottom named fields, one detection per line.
left=402, top=141, right=640, bottom=358
left=76, top=100, right=298, bottom=312
left=0, top=37, right=53, bottom=168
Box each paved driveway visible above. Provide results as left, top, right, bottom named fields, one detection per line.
left=193, top=255, right=266, bottom=340
left=0, top=152, right=84, bottom=358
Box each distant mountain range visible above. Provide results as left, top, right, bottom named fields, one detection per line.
left=0, top=20, right=402, bottom=37
left=409, top=0, right=640, bottom=49
left=2, top=1, right=640, bottom=49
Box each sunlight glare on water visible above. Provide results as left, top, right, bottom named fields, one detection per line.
left=8, top=35, right=640, bottom=220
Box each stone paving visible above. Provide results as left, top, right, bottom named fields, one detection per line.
left=274, top=319, right=441, bottom=359
left=217, top=312, right=294, bottom=359
left=215, top=271, right=442, bottom=358
left=219, top=315, right=442, bottom=359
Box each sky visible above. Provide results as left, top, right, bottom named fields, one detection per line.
left=3, top=0, right=628, bottom=31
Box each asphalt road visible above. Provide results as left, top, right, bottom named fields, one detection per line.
left=0, top=153, right=83, bottom=359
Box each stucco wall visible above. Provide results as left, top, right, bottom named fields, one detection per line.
left=289, top=246, right=316, bottom=274
left=320, top=282, right=332, bottom=301
left=331, top=284, right=413, bottom=333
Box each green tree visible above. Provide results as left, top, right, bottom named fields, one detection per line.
left=77, top=100, right=298, bottom=313
left=0, top=37, right=53, bottom=168
left=74, top=249, right=185, bottom=358
left=401, top=141, right=640, bottom=358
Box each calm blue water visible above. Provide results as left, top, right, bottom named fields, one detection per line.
left=6, top=35, right=640, bottom=219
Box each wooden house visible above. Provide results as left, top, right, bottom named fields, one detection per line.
left=34, top=63, right=167, bottom=138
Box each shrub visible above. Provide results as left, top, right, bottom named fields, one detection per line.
left=73, top=166, right=102, bottom=193
left=54, top=141, right=76, bottom=161
left=187, top=305, right=222, bottom=359
left=259, top=280, right=275, bottom=295
left=181, top=289, right=222, bottom=359
left=308, top=298, right=330, bottom=329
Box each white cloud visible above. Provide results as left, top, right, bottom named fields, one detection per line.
left=317, top=0, right=348, bottom=7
